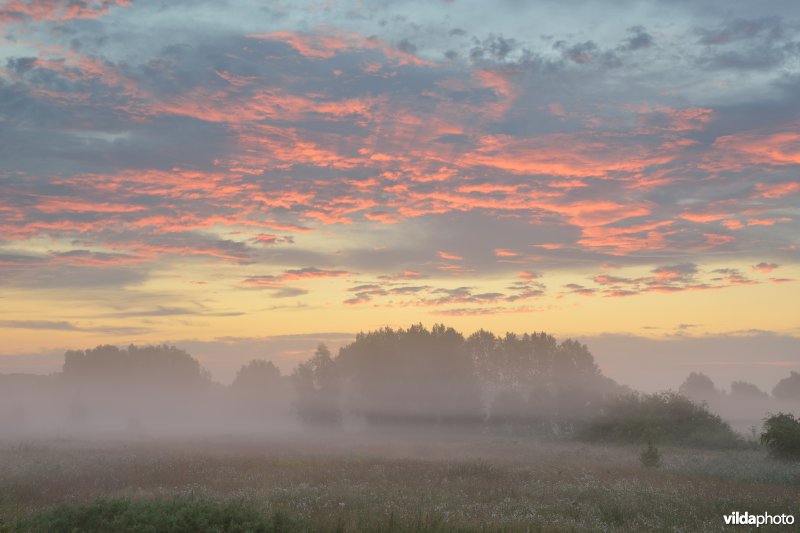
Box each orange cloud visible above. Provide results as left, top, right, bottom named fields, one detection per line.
left=753, top=182, right=800, bottom=199
left=494, top=249, right=518, bottom=258
left=462, top=132, right=678, bottom=178
left=679, top=213, right=727, bottom=223
left=577, top=221, right=674, bottom=254
left=242, top=268, right=351, bottom=288
left=378, top=270, right=425, bottom=281
left=713, top=130, right=800, bottom=166
left=437, top=251, right=463, bottom=261
left=247, top=31, right=432, bottom=66
left=1, top=0, right=129, bottom=23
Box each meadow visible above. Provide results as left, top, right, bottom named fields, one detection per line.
left=1, top=431, right=798, bottom=532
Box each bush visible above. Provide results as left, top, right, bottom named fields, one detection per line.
left=639, top=441, right=662, bottom=468
left=578, top=392, right=743, bottom=449
left=760, top=413, right=800, bottom=461
left=24, top=497, right=295, bottom=532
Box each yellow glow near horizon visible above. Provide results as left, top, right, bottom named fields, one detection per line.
left=3, top=261, right=798, bottom=359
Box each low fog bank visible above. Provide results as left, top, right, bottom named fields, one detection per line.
left=1, top=324, right=797, bottom=442
left=585, top=333, right=800, bottom=393
left=675, top=371, right=800, bottom=433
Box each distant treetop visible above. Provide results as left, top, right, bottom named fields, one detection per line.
left=63, top=344, right=208, bottom=386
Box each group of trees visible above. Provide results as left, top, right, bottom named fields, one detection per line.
left=678, top=371, right=800, bottom=404
left=337, top=325, right=482, bottom=425
left=673, top=371, right=800, bottom=455
left=468, top=331, right=619, bottom=430
left=579, top=392, right=744, bottom=449
left=2, top=324, right=622, bottom=433
left=1, top=344, right=293, bottom=431
left=3, top=326, right=798, bottom=449
left=292, top=324, right=621, bottom=431
left=676, top=371, right=800, bottom=430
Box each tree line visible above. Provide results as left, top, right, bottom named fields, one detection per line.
left=291, top=324, right=620, bottom=431
left=2, top=324, right=797, bottom=448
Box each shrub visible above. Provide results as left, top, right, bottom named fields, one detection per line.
left=24, top=497, right=295, bottom=532
left=760, top=413, right=800, bottom=461
left=639, top=441, right=662, bottom=468
left=578, top=392, right=743, bottom=449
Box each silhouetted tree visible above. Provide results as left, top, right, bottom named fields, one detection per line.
left=292, top=344, right=342, bottom=427
left=232, top=360, right=281, bottom=391
left=678, top=372, right=720, bottom=405
left=229, top=360, right=290, bottom=420
left=549, top=339, right=619, bottom=430
left=773, top=371, right=800, bottom=402
left=337, top=324, right=483, bottom=425
left=467, top=330, right=559, bottom=393
left=466, top=330, right=618, bottom=431
left=63, top=344, right=208, bottom=387
left=730, top=381, right=769, bottom=401
left=61, top=344, right=212, bottom=426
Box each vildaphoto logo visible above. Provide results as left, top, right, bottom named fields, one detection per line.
left=723, top=512, right=795, bottom=527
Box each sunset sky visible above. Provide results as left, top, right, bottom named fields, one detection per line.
left=1, top=0, right=798, bottom=388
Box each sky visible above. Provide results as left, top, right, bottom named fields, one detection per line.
left=1, top=0, right=798, bottom=389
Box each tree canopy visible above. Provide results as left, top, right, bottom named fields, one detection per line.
left=678, top=372, right=720, bottom=404
left=773, top=371, right=800, bottom=402
left=337, top=324, right=482, bottom=424
left=63, top=344, right=208, bottom=389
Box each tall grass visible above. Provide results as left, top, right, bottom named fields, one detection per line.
left=1, top=435, right=798, bottom=532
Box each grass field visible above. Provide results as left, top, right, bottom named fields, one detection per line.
left=1, top=431, right=799, bottom=531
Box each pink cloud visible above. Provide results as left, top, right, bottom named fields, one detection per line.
left=437, top=251, right=463, bottom=261
left=754, top=182, right=800, bottom=199
left=1, top=0, right=129, bottom=23
left=242, top=268, right=351, bottom=288
left=752, top=262, right=779, bottom=273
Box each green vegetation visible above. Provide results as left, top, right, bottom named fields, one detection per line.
left=1, top=437, right=798, bottom=532
left=22, top=497, right=292, bottom=533
left=639, top=441, right=662, bottom=468
left=760, top=413, right=800, bottom=461
left=578, top=392, right=743, bottom=449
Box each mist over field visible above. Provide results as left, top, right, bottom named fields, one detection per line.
left=2, top=327, right=800, bottom=531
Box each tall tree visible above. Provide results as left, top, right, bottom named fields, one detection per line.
left=292, top=344, right=342, bottom=427
left=730, top=381, right=769, bottom=401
